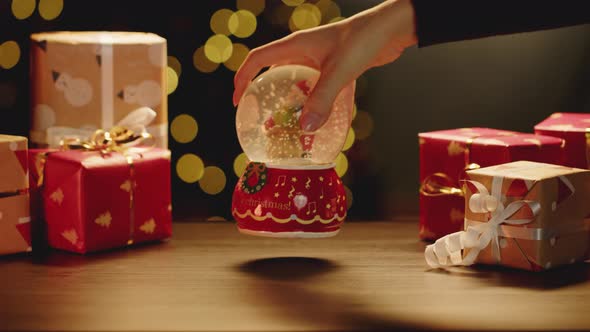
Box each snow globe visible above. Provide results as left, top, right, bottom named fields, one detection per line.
left=232, top=65, right=355, bottom=238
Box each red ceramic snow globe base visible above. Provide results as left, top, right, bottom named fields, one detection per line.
left=233, top=64, right=355, bottom=238
left=232, top=163, right=347, bottom=238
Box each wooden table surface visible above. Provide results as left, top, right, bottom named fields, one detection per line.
left=1, top=219, right=590, bottom=331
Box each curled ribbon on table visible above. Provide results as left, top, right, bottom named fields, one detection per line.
left=45, top=107, right=159, bottom=148
left=424, top=177, right=542, bottom=268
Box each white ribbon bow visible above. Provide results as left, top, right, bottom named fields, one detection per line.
left=424, top=176, right=542, bottom=268
left=45, top=107, right=157, bottom=148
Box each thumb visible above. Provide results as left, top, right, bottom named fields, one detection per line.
left=299, top=70, right=343, bottom=132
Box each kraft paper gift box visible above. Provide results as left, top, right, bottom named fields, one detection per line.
left=425, top=161, right=590, bottom=271
left=29, top=31, right=168, bottom=149
left=535, top=112, right=590, bottom=169
left=0, top=135, right=31, bottom=255
left=29, top=147, right=172, bottom=254
left=419, top=128, right=564, bottom=241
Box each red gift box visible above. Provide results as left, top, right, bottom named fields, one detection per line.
left=29, top=147, right=172, bottom=253
left=534, top=113, right=590, bottom=169
left=418, top=128, right=564, bottom=241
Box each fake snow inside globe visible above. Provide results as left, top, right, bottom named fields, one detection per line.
left=232, top=65, right=356, bottom=238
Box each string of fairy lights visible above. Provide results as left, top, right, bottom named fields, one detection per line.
left=1, top=0, right=375, bottom=215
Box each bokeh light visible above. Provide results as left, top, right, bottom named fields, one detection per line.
left=0, top=82, right=17, bottom=109
left=228, top=10, right=257, bottom=38
left=176, top=154, right=205, bottom=183
left=233, top=152, right=250, bottom=177
left=204, top=34, right=233, bottom=64
left=316, top=0, right=341, bottom=24
left=210, top=9, right=233, bottom=36
left=353, top=110, right=374, bottom=140
left=0, top=41, right=21, bottom=70
left=166, top=66, right=179, bottom=95
left=223, top=43, right=249, bottom=72
left=291, top=3, right=322, bottom=31
left=237, top=0, right=265, bottom=16
left=167, top=56, right=182, bottom=77
left=335, top=152, right=348, bottom=177
left=282, top=0, right=305, bottom=6
left=341, top=128, right=355, bottom=151
left=171, top=114, right=198, bottom=143
left=199, top=166, right=227, bottom=195
left=11, top=0, right=35, bottom=20
left=344, top=185, right=353, bottom=210
left=193, top=46, right=219, bottom=73
left=38, top=0, right=63, bottom=20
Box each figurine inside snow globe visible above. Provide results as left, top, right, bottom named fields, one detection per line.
left=232, top=65, right=355, bottom=238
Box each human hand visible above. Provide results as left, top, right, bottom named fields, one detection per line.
left=233, top=0, right=417, bottom=131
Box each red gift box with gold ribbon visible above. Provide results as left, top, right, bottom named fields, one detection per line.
left=29, top=147, right=172, bottom=253
left=535, top=113, right=590, bottom=169
left=418, top=128, right=564, bottom=241
left=0, top=135, right=31, bottom=255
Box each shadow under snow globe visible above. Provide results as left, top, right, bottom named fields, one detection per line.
left=232, top=65, right=355, bottom=238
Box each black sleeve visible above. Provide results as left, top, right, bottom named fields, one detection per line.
left=411, top=0, right=590, bottom=47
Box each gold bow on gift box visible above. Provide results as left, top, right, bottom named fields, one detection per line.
left=419, top=163, right=481, bottom=197
left=60, top=125, right=154, bottom=154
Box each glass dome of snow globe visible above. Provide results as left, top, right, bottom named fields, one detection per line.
left=235, top=65, right=355, bottom=166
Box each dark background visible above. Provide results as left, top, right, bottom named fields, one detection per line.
left=1, top=0, right=589, bottom=221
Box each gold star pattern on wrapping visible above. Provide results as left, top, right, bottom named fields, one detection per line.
left=50, top=188, right=64, bottom=205
left=140, top=218, right=156, bottom=234
left=274, top=192, right=280, bottom=198
left=61, top=228, right=78, bottom=245
left=319, top=176, right=324, bottom=182
left=120, top=180, right=132, bottom=192
left=326, top=203, right=331, bottom=209
left=419, top=137, right=426, bottom=145
left=95, top=211, right=112, bottom=228
left=447, top=141, right=465, bottom=156
left=449, top=208, right=464, bottom=224
left=291, top=177, right=297, bottom=183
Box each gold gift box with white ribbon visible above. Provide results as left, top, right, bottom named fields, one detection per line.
left=426, top=161, right=590, bottom=271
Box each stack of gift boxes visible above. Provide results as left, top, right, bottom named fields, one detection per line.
left=0, top=31, right=172, bottom=256
left=421, top=114, right=590, bottom=271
